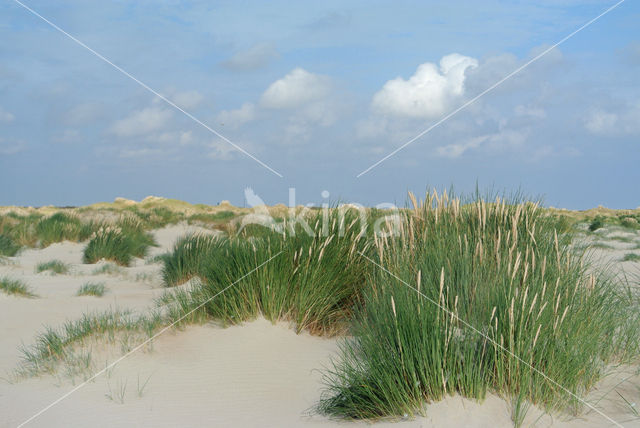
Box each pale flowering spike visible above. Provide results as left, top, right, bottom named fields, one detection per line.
left=408, top=191, right=418, bottom=212
left=489, top=306, right=497, bottom=323
left=532, top=324, right=542, bottom=348
left=391, top=296, right=397, bottom=318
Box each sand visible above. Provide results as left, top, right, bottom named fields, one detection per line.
left=1, top=224, right=639, bottom=427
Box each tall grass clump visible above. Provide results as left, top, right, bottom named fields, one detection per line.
left=0, top=213, right=41, bottom=248
left=0, top=233, right=21, bottom=256
left=318, top=191, right=640, bottom=421
left=35, top=213, right=94, bottom=247
left=161, top=208, right=372, bottom=334
left=0, top=276, right=37, bottom=298
left=83, top=219, right=155, bottom=266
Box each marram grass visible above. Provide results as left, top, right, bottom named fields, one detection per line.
left=0, top=233, right=21, bottom=256
left=76, top=282, right=107, bottom=297
left=36, top=259, right=70, bottom=274
left=83, top=219, right=156, bottom=266
left=35, top=213, right=95, bottom=247
left=316, top=192, right=640, bottom=422
left=14, top=191, right=640, bottom=424
left=0, top=276, right=37, bottom=298
left=160, top=208, right=371, bottom=335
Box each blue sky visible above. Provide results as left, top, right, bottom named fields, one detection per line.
left=1, top=0, right=639, bottom=209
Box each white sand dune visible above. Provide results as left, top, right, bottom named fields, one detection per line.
left=1, top=224, right=639, bottom=427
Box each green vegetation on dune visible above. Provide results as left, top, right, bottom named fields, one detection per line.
left=588, top=214, right=640, bottom=232
left=316, top=194, right=640, bottom=421
left=0, top=233, right=21, bottom=256
left=19, top=310, right=163, bottom=376
left=0, top=276, right=37, bottom=298
left=623, top=253, right=640, bottom=262
left=161, top=209, right=370, bottom=335
left=83, top=218, right=156, bottom=266
left=36, top=259, right=70, bottom=274
left=13, top=192, right=640, bottom=423
left=76, top=282, right=107, bottom=297
left=36, top=213, right=95, bottom=247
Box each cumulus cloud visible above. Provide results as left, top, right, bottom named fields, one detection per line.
left=371, top=53, right=478, bottom=119
left=261, top=68, right=332, bottom=109
left=216, top=103, right=256, bottom=129
left=221, top=43, right=279, bottom=71
left=110, top=106, right=173, bottom=137
left=0, top=106, right=15, bottom=123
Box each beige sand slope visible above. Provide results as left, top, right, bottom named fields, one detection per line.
left=1, top=224, right=639, bottom=427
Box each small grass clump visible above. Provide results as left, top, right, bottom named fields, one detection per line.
left=36, top=259, right=70, bottom=274
left=76, top=282, right=107, bottom=297
left=0, top=233, right=21, bottom=256
left=0, top=276, right=37, bottom=298
left=83, top=220, right=156, bottom=266
left=622, top=253, right=640, bottom=262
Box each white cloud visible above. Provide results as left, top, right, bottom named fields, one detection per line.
left=0, top=106, right=15, bottom=123
left=151, top=130, right=194, bottom=145
left=585, top=110, right=618, bottom=134
left=216, top=103, right=256, bottom=128
left=207, top=140, right=237, bottom=160
left=585, top=102, right=640, bottom=136
left=221, top=43, right=279, bottom=71
left=0, top=138, right=25, bottom=155
left=435, top=135, right=487, bottom=158
left=434, top=128, right=528, bottom=158
left=111, top=106, right=173, bottom=137
left=261, top=68, right=332, bottom=109
left=170, top=90, right=204, bottom=110
left=371, top=53, right=478, bottom=119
